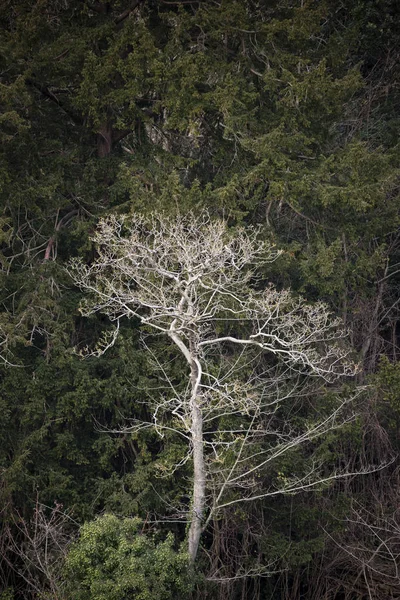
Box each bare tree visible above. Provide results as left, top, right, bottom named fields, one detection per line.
left=69, top=211, right=357, bottom=563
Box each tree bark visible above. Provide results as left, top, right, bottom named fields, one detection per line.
left=187, top=358, right=206, bottom=563
left=168, top=318, right=206, bottom=563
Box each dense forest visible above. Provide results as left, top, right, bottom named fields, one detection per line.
left=0, top=0, right=399, bottom=598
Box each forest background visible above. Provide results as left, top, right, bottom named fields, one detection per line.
left=0, top=0, right=400, bottom=598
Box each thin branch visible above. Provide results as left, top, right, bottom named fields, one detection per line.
left=25, top=79, right=83, bottom=125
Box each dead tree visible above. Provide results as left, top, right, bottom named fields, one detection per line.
left=69, top=211, right=357, bottom=563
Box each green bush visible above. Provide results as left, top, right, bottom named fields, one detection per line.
left=64, top=515, right=193, bottom=600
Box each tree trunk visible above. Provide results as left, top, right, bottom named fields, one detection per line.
left=187, top=361, right=206, bottom=563
left=97, top=121, right=113, bottom=158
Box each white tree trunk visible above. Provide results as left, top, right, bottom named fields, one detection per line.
left=188, top=360, right=206, bottom=563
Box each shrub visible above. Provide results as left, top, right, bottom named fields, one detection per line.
left=64, top=514, right=193, bottom=600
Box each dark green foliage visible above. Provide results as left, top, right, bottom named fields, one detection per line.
left=0, top=323, right=188, bottom=520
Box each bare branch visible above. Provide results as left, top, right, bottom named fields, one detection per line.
left=68, top=210, right=359, bottom=563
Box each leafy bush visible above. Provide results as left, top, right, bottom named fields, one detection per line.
left=64, top=515, right=193, bottom=600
